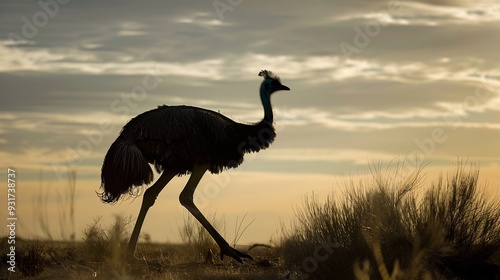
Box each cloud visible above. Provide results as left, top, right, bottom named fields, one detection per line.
left=175, top=12, right=226, bottom=28
left=333, top=1, right=500, bottom=26
left=0, top=41, right=225, bottom=77
left=4, top=38, right=499, bottom=89
left=2, top=0, right=500, bottom=247
left=260, top=148, right=397, bottom=164
left=1, top=0, right=499, bottom=178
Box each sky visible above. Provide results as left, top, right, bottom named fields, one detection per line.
left=1, top=0, right=500, bottom=244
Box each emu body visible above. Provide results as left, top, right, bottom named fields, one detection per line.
left=99, top=70, right=290, bottom=263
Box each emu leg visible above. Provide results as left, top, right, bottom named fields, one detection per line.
left=179, top=164, right=253, bottom=263
left=126, top=171, right=176, bottom=258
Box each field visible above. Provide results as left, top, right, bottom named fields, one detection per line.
left=1, top=162, right=500, bottom=279
left=1, top=240, right=286, bottom=279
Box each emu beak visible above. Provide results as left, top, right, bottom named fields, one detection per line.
left=279, top=84, right=290, bottom=91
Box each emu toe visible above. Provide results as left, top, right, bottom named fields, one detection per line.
left=220, top=245, right=254, bottom=263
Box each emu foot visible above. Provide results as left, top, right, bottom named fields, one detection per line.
left=219, top=244, right=254, bottom=263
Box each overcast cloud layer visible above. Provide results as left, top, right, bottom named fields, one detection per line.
left=1, top=0, right=499, bottom=241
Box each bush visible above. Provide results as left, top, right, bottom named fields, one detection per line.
left=281, top=162, right=500, bottom=280
left=82, top=215, right=131, bottom=265
left=17, top=243, right=47, bottom=277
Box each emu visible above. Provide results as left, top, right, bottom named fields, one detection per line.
left=99, top=70, right=290, bottom=263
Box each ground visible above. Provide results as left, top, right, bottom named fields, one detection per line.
left=1, top=240, right=291, bottom=280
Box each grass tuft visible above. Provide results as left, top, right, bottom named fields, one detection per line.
left=82, top=215, right=131, bottom=266
left=281, top=161, right=500, bottom=280
left=179, top=212, right=220, bottom=261
left=17, top=243, right=47, bottom=277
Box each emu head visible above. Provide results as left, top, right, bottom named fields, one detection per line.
left=259, top=70, right=290, bottom=96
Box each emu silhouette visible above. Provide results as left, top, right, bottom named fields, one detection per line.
left=99, top=70, right=290, bottom=263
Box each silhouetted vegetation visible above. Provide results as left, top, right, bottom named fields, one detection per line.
left=2, top=162, right=499, bottom=279
left=16, top=243, right=46, bottom=277
left=82, top=215, right=130, bottom=265
left=281, top=162, right=500, bottom=279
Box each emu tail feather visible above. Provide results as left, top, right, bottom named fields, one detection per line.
left=99, top=138, right=153, bottom=204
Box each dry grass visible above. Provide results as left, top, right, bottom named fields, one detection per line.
left=2, top=161, right=499, bottom=279
left=280, top=161, right=500, bottom=280
left=0, top=211, right=283, bottom=279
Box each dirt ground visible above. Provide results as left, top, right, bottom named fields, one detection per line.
left=1, top=240, right=294, bottom=280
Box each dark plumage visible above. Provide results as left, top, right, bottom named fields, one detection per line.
left=126, top=105, right=276, bottom=174
left=98, top=70, right=290, bottom=263
left=100, top=106, right=276, bottom=203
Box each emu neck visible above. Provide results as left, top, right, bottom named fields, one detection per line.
left=235, top=88, right=276, bottom=154
left=260, top=91, right=273, bottom=124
